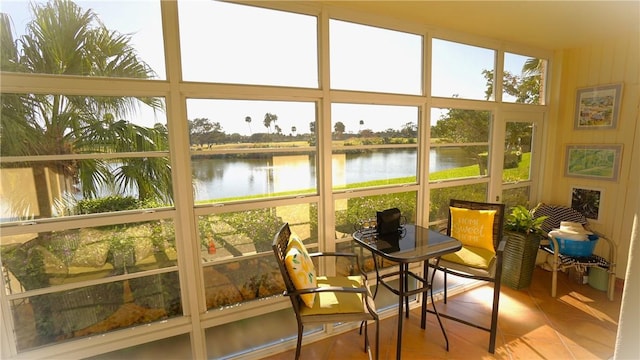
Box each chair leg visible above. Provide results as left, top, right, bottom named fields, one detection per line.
left=488, top=280, right=501, bottom=354
left=363, top=320, right=368, bottom=353
left=443, top=270, right=448, bottom=304
left=360, top=319, right=379, bottom=359
left=295, top=322, right=303, bottom=360
left=551, top=262, right=558, bottom=298
left=404, top=263, right=410, bottom=318
left=429, top=264, right=449, bottom=351
left=374, top=318, right=379, bottom=360
left=607, top=271, right=615, bottom=301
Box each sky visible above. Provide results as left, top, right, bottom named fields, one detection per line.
left=1, top=0, right=534, bottom=135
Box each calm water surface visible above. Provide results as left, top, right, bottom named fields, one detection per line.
left=193, top=148, right=476, bottom=200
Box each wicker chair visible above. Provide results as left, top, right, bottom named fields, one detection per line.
left=532, top=203, right=617, bottom=300
left=272, top=223, right=379, bottom=360
left=430, top=199, right=506, bottom=354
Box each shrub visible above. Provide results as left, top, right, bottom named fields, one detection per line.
left=77, top=196, right=140, bottom=214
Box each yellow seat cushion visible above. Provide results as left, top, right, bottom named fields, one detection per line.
left=285, top=233, right=317, bottom=308
left=299, top=275, right=366, bottom=316
left=450, top=206, right=497, bottom=254
left=441, top=245, right=496, bottom=270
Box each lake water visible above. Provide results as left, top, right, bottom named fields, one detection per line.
left=192, top=148, right=476, bottom=200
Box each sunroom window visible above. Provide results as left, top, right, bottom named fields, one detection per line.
left=503, top=52, right=546, bottom=105
left=178, top=1, right=318, bottom=87
left=431, top=38, right=496, bottom=100
left=329, top=19, right=423, bottom=95
left=0, top=91, right=178, bottom=350
left=429, top=107, right=491, bottom=181
left=187, top=99, right=317, bottom=203
left=331, top=103, right=420, bottom=190
left=0, top=0, right=165, bottom=79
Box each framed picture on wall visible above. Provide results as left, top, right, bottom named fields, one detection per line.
left=574, top=83, right=623, bottom=130
left=570, top=186, right=603, bottom=222
left=565, top=144, right=623, bottom=181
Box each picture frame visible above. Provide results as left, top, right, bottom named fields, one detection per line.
left=564, top=144, right=623, bottom=181
left=574, top=83, right=623, bottom=130
left=570, top=186, right=603, bottom=222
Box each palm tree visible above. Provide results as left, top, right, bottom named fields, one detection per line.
left=245, top=115, right=252, bottom=134
left=522, top=58, right=545, bottom=104
left=481, top=58, right=544, bottom=104
left=263, top=112, right=277, bottom=134
left=1, top=2, right=172, bottom=340
left=0, top=0, right=170, bottom=219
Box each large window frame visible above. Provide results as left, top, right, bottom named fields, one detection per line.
left=0, top=2, right=551, bottom=359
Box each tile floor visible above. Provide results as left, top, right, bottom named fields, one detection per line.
left=260, top=267, right=622, bottom=359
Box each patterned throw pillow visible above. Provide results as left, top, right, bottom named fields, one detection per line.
left=284, top=234, right=317, bottom=308
left=450, top=206, right=497, bottom=254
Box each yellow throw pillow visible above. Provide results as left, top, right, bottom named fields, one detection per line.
left=450, top=206, right=497, bottom=254
left=285, top=234, right=317, bottom=308
left=287, top=234, right=310, bottom=258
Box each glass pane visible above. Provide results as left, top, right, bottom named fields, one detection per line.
left=198, top=204, right=318, bottom=262
left=1, top=1, right=165, bottom=79
left=1, top=94, right=167, bottom=157
left=502, top=186, right=531, bottom=212
left=332, top=104, right=419, bottom=189
left=503, top=121, right=534, bottom=183
left=503, top=52, right=546, bottom=104
left=431, top=39, right=495, bottom=100
left=199, top=204, right=317, bottom=309
left=1, top=92, right=169, bottom=221
left=89, top=333, right=192, bottom=360
left=335, top=192, right=416, bottom=272
left=430, top=108, right=491, bottom=181
left=178, top=1, right=317, bottom=87
left=1, top=157, right=172, bottom=222
left=186, top=99, right=316, bottom=148
left=11, top=273, right=181, bottom=351
left=187, top=99, right=317, bottom=203
left=429, top=183, right=488, bottom=222
left=193, top=154, right=316, bottom=202
left=333, top=149, right=417, bottom=190
left=330, top=20, right=422, bottom=94
left=203, top=256, right=283, bottom=310
left=205, top=310, right=314, bottom=359
left=2, top=220, right=177, bottom=294
left=335, top=240, right=389, bottom=276
left=334, top=191, right=417, bottom=239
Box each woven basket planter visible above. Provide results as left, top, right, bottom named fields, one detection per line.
left=502, top=231, right=541, bottom=290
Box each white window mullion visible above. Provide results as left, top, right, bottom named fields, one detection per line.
left=160, top=1, right=207, bottom=359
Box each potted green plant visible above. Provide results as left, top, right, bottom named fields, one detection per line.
left=505, top=205, right=548, bottom=236
left=502, top=205, right=548, bottom=289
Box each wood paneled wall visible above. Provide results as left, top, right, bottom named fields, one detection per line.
left=543, top=32, right=640, bottom=278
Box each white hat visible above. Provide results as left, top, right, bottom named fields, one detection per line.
left=558, top=221, right=592, bottom=235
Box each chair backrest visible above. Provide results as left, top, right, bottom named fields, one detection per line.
left=273, top=222, right=294, bottom=291
left=448, top=199, right=506, bottom=251
left=272, top=223, right=305, bottom=312
left=531, top=203, right=587, bottom=233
